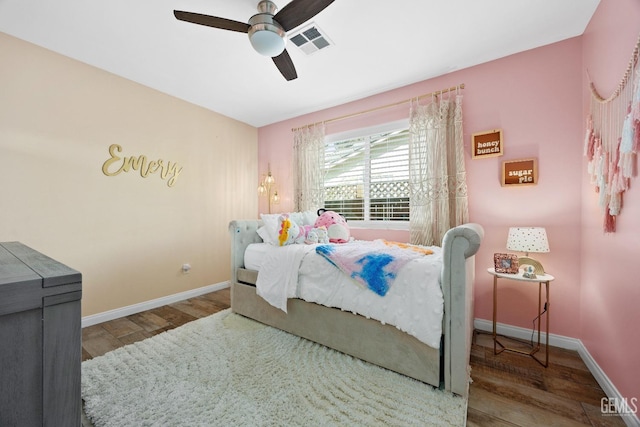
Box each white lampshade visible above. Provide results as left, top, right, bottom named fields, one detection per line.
left=506, top=227, right=550, bottom=254
left=249, top=29, right=285, bottom=57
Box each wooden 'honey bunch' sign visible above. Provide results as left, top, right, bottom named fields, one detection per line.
left=472, top=129, right=503, bottom=159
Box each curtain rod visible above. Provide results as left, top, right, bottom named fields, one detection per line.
left=292, top=83, right=464, bottom=132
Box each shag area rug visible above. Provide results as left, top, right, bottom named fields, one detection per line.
left=82, top=309, right=467, bottom=426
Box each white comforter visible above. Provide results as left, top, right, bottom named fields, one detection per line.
left=253, top=243, right=444, bottom=349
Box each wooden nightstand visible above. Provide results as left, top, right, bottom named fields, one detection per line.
left=488, top=267, right=554, bottom=367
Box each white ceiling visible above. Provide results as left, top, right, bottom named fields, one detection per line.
left=0, top=0, right=600, bottom=127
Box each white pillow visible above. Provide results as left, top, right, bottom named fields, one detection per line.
left=301, top=210, right=317, bottom=226
left=288, top=211, right=306, bottom=226
left=256, top=226, right=275, bottom=245
left=259, top=213, right=281, bottom=245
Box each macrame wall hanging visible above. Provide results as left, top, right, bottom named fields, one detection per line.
left=585, top=33, right=640, bottom=232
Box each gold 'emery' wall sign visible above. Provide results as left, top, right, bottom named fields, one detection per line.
left=472, top=129, right=503, bottom=159
left=502, top=158, right=537, bottom=186
left=102, top=144, right=183, bottom=187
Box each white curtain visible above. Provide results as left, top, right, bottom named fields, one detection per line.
left=293, top=124, right=325, bottom=212
left=408, top=94, right=468, bottom=246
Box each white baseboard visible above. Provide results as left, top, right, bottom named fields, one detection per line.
left=576, top=344, right=640, bottom=427
left=82, top=281, right=230, bottom=328
left=474, top=318, right=580, bottom=350
left=474, top=318, right=640, bottom=427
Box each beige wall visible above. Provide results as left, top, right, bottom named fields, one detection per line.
left=0, top=33, right=258, bottom=316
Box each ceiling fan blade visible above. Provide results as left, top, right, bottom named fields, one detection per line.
left=173, top=10, right=250, bottom=33
left=272, top=49, right=298, bottom=81
left=274, top=0, right=335, bottom=32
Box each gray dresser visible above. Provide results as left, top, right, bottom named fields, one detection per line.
left=0, top=242, right=82, bottom=427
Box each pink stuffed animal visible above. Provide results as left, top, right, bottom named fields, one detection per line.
left=314, top=209, right=350, bottom=243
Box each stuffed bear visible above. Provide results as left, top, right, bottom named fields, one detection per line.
left=314, top=209, right=350, bottom=243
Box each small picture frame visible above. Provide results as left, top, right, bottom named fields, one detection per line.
left=502, top=158, right=538, bottom=186
left=494, top=253, right=519, bottom=274
left=472, top=129, right=503, bottom=159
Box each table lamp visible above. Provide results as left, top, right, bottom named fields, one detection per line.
left=506, top=227, right=550, bottom=277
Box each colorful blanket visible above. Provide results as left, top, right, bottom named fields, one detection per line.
left=315, top=240, right=434, bottom=296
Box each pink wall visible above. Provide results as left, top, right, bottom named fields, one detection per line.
left=259, top=37, right=584, bottom=339
left=257, top=0, right=639, bottom=403
left=581, top=0, right=640, bottom=403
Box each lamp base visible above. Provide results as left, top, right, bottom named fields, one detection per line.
left=518, top=256, right=545, bottom=275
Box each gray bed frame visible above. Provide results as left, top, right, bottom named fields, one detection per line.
left=229, top=220, right=484, bottom=397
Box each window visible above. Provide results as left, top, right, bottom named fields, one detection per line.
left=323, top=121, right=409, bottom=223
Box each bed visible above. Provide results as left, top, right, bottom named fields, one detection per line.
left=228, top=219, right=483, bottom=397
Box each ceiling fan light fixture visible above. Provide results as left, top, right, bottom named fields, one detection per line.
left=248, top=12, right=286, bottom=57
left=249, top=27, right=286, bottom=57
left=174, top=0, right=336, bottom=80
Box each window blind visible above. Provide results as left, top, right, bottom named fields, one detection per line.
left=323, top=128, right=410, bottom=221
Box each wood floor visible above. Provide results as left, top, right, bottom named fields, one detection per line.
left=82, top=288, right=627, bottom=426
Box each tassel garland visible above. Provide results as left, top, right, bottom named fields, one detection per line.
left=585, top=33, right=640, bottom=232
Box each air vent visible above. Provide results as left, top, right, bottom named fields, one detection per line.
left=288, top=23, right=333, bottom=55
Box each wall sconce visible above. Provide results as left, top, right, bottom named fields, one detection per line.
left=506, top=227, right=550, bottom=277
left=258, top=163, right=279, bottom=213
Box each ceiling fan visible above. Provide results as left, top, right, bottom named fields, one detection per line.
left=174, top=0, right=335, bottom=81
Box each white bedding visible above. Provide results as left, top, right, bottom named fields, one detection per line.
left=247, top=242, right=444, bottom=349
